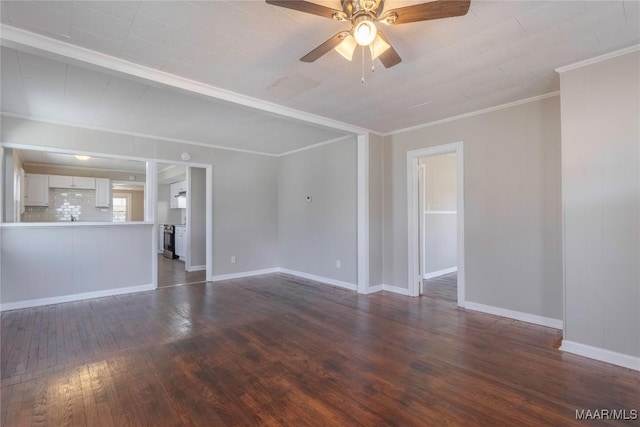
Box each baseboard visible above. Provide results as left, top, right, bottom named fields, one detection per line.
left=381, top=284, right=410, bottom=296
left=209, top=268, right=279, bottom=282
left=341, top=284, right=409, bottom=296
left=423, top=266, right=457, bottom=280
left=363, top=284, right=383, bottom=294
left=188, top=265, right=206, bottom=272
left=0, top=284, right=156, bottom=312
left=277, top=268, right=357, bottom=291
left=463, top=301, right=563, bottom=329
left=560, top=340, right=640, bottom=371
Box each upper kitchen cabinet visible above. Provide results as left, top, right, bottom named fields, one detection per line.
left=95, top=178, right=111, bottom=208
left=170, top=180, right=187, bottom=209
left=24, top=174, right=49, bottom=207
left=49, top=175, right=96, bottom=189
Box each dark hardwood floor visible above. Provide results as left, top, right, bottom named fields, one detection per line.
left=422, top=272, right=457, bottom=302
left=1, top=273, right=638, bottom=426
left=157, top=254, right=206, bottom=288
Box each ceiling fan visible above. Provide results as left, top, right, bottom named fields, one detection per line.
left=265, top=0, right=471, bottom=68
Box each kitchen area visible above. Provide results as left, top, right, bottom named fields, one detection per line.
left=10, top=149, right=147, bottom=223
left=1, top=144, right=211, bottom=311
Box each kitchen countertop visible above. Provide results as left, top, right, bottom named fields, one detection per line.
left=1, top=221, right=153, bottom=228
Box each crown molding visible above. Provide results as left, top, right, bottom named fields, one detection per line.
left=555, top=44, right=640, bottom=74
left=278, top=135, right=354, bottom=157
left=0, top=24, right=373, bottom=137
left=384, top=92, right=560, bottom=137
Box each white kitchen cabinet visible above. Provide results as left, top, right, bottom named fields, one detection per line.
left=172, top=180, right=187, bottom=194
left=48, top=175, right=73, bottom=188
left=73, top=177, right=96, bottom=189
left=170, top=180, right=187, bottom=209
left=177, top=195, right=186, bottom=209
left=174, top=225, right=186, bottom=258
left=24, top=174, right=49, bottom=207
left=95, top=178, right=111, bottom=207
left=170, top=183, right=178, bottom=208
left=49, top=175, right=96, bottom=189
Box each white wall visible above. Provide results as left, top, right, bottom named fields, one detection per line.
left=560, top=51, right=640, bottom=362
left=369, top=134, right=384, bottom=287
left=422, top=154, right=457, bottom=275
left=2, top=148, right=17, bottom=222
left=278, top=138, right=358, bottom=286
left=189, top=167, right=206, bottom=268
left=384, top=96, right=563, bottom=321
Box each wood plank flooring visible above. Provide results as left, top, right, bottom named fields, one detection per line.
left=157, top=254, right=206, bottom=288
left=422, top=272, right=457, bottom=302
left=1, top=274, right=638, bottom=426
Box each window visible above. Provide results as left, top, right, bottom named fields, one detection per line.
left=112, top=194, right=131, bottom=222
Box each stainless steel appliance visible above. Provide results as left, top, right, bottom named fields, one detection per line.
left=163, top=225, right=178, bottom=259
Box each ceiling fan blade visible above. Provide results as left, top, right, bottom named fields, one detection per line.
left=301, top=32, right=350, bottom=62
left=265, top=0, right=343, bottom=19
left=376, top=32, right=401, bottom=68
left=383, top=0, right=470, bottom=25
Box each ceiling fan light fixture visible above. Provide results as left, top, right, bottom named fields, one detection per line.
left=335, top=34, right=357, bottom=61
left=331, top=11, right=347, bottom=21
left=369, top=34, right=390, bottom=60
left=379, top=11, right=398, bottom=25
left=359, top=0, right=380, bottom=11
left=353, top=15, right=377, bottom=46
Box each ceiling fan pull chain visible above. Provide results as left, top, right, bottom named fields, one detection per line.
left=361, top=46, right=365, bottom=84
left=370, top=43, right=376, bottom=73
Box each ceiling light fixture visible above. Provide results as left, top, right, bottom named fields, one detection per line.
left=75, top=155, right=90, bottom=160
left=267, top=0, right=471, bottom=72
left=369, top=34, right=390, bottom=60
left=353, top=15, right=377, bottom=46
left=335, top=34, right=357, bottom=61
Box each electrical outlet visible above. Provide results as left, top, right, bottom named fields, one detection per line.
left=231, top=256, right=236, bottom=264
left=336, top=260, right=341, bottom=269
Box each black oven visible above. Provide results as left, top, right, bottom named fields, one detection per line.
left=163, top=225, right=178, bottom=259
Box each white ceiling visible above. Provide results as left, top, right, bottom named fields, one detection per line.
left=1, top=1, right=639, bottom=145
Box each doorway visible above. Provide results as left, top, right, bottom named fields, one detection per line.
left=419, top=153, right=458, bottom=300
left=156, top=163, right=207, bottom=288
left=407, top=142, right=465, bottom=305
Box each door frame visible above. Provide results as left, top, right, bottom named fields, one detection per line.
left=406, top=142, right=465, bottom=305
left=151, top=160, right=213, bottom=287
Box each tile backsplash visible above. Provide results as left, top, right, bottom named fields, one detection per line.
left=22, top=189, right=112, bottom=222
